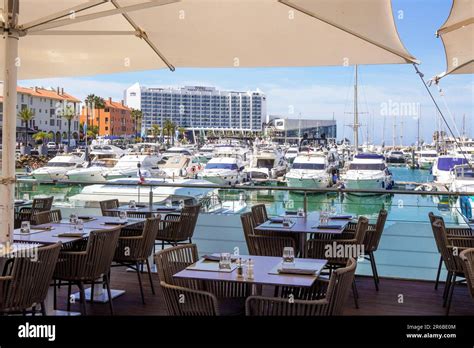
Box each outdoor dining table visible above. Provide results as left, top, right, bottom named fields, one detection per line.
left=12, top=215, right=146, bottom=315
left=174, top=255, right=328, bottom=290
left=254, top=213, right=350, bottom=255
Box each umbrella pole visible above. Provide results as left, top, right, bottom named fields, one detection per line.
left=1, top=0, right=19, bottom=247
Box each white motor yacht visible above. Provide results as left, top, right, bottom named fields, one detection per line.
left=102, top=154, right=162, bottom=180
left=341, top=153, right=393, bottom=195
left=285, top=153, right=331, bottom=189
left=416, top=149, right=438, bottom=170
left=432, top=155, right=469, bottom=185
left=245, top=148, right=288, bottom=181
left=31, top=152, right=85, bottom=182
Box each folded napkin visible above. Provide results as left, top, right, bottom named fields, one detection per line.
left=157, top=207, right=178, bottom=211
left=202, top=254, right=238, bottom=262
left=31, top=226, right=53, bottom=231
left=136, top=204, right=146, bottom=208
left=330, top=215, right=352, bottom=220
left=314, top=224, right=343, bottom=230
left=269, top=217, right=284, bottom=223
left=285, top=211, right=298, bottom=216
left=104, top=221, right=127, bottom=225
left=56, top=232, right=86, bottom=238
left=278, top=267, right=317, bottom=275
left=78, top=216, right=93, bottom=220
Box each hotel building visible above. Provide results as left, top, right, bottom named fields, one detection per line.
left=124, top=83, right=266, bottom=135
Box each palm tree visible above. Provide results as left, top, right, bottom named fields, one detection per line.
left=163, top=119, right=176, bottom=145
left=149, top=124, right=161, bottom=142
left=131, top=108, right=142, bottom=140
left=32, top=131, right=53, bottom=144
left=17, top=107, right=35, bottom=146
left=61, top=105, right=76, bottom=148
left=178, top=126, right=186, bottom=141
left=93, top=96, right=106, bottom=135
left=84, top=94, right=96, bottom=129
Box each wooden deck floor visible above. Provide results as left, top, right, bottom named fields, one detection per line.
left=54, top=267, right=474, bottom=316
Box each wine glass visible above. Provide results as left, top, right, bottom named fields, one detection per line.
left=219, top=252, right=232, bottom=270
left=75, top=219, right=84, bottom=233
left=119, top=211, right=128, bottom=222
left=297, top=208, right=305, bottom=217
left=165, top=198, right=172, bottom=208
left=129, top=200, right=136, bottom=209
left=69, top=213, right=78, bottom=224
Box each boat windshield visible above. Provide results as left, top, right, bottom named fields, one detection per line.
left=256, top=159, right=275, bottom=169
left=205, top=163, right=238, bottom=170
left=47, top=162, right=77, bottom=167
left=420, top=153, right=437, bottom=158
left=455, top=168, right=474, bottom=179
left=349, top=163, right=385, bottom=171
left=292, top=163, right=325, bottom=170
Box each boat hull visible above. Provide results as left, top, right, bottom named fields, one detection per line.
left=286, top=176, right=329, bottom=189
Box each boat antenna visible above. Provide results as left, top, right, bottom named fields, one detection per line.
left=412, top=64, right=472, bottom=170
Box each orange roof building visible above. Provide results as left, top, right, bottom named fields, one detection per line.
left=80, top=97, right=134, bottom=137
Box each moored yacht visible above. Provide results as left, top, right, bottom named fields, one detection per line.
left=450, top=164, right=474, bottom=223
left=284, top=146, right=299, bottom=164
left=432, top=155, right=469, bottom=185
left=416, top=149, right=438, bottom=170
left=245, top=148, right=288, bottom=181
left=31, top=152, right=85, bottom=182
left=197, top=156, right=244, bottom=185
left=285, top=153, right=331, bottom=189
left=341, top=153, right=393, bottom=195
left=102, top=154, right=162, bottom=180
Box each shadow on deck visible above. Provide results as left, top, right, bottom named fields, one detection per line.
left=54, top=268, right=474, bottom=316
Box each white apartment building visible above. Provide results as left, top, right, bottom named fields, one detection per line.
left=124, top=83, right=266, bottom=136
left=0, top=85, right=81, bottom=144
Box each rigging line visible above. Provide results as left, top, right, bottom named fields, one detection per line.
left=436, top=84, right=461, bottom=138
left=412, top=64, right=472, bottom=170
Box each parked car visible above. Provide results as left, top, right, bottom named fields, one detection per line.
left=47, top=142, right=57, bottom=150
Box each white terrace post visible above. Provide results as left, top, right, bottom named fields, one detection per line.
left=1, top=0, right=19, bottom=246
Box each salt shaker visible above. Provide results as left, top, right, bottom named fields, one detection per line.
left=237, top=258, right=243, bottom=278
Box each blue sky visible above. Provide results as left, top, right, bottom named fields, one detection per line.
left=21, top=0, right=473, bottom=145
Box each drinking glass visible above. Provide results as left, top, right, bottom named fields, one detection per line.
left=69, top=213, right=78, bottom=224
left=165, top=198, right=172, bottom=208
left=20, top=221, right=30, bottom=234
left=319, top=211, right=328, bottom=225
left=179, top=199, right=185, bottom=209
left=75, top=219, right=84, bottom=233
left=282, top=247, right=295, bottom=266
left=219, top=252, right=232, bottom=270
left=297, top=208, right=305, bottom=217
left=23, top=193, right=30, bottom=201
left=119, top=211, right=128, bottom=222
left=129, top=200, right=136, bottom=209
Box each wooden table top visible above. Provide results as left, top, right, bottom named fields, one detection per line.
left=13, top=216, right=145, bottom=245
left=173, top=255, right=327, bottom=288
left=255, top=215, right=348, bottom=235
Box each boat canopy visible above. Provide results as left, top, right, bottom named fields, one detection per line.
left=437, top=157, right=469, bottom=171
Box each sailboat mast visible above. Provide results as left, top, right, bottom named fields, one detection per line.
left=353, top=65, right=359, bottom=153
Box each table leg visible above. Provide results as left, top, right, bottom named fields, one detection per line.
left=44, top=285, right=81, bottom=316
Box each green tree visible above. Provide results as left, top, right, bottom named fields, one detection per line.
left=93, top=96, right=106, bottom=135
left=178, top=126, right=186, bottom=141
left=61, top=104, right=76, bottom=148
left=84, top=94, right=96, bottom=129
left=163, top=119, right=176, bottom=145
left=149, top=124, right=161, bottom=142
left=131, top=108, right=142, bottom=139
left=32, top=131, right=52, bottom=144
left=17, top=107, right=35, bottom=146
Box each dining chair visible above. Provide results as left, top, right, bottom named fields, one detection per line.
left=15, top=196, right=54, bottom=228
left=155, top=204, right=200, bottom=250
left=53, top=227, right=121, bottom=315
left=429, top=212, right=473, bottom=290
left=160, top=281, right=219, bottom=316
left=31, top=209, right=62, bottom=225
left=342, top=210, right=387, bottom=290
left=112, top=217, right=160, bottom=304
left=246, top=234, right=296, bottom=257
left=430, top=219, right=474, bottom=315
left=459, top=248, right=474, bottom=301
left=251, top=204, right=268, bottom=225
left=0, top=243, right=61, bottom=315
left=100, top=199, right=120, bottom=217
left=240, top=212, right=257, bottom=254
left=246, top=258, right=357, bottom=316
left=306, top=216, right=368, bottom=308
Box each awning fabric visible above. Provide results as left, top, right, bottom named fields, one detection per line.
left=1, top=0, right=417, bottom=80
left=435, top=0, right=474, bottom=80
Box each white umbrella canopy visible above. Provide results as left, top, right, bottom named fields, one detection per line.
left=1, top=0, right=417, bottom=245
left=435, top=0, right=473, bottom=80
left=2, top=0, right=417, bottom=79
